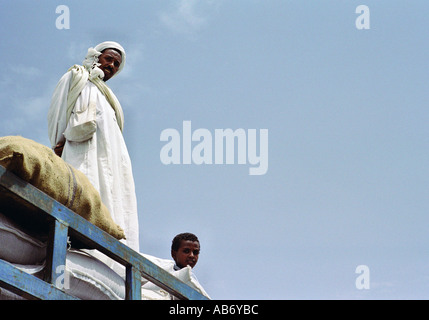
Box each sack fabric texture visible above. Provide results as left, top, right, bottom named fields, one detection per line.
left=0, top=135, right=125, bottom=240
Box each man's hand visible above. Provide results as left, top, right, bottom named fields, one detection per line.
left=54, top=141, right=65, bottom=157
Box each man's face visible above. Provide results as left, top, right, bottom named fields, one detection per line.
left=172, top=240, right=200, bottom=269
left=98, top=48, right=122, bottom=81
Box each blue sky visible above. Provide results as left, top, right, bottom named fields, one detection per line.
left=1, top=0, right=428, bottom=299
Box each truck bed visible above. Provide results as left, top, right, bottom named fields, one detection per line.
left=0, top=164, right=208, bottom=300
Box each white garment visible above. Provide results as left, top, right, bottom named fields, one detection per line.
left=140, top=254, right=211, bottom=300
left=47, top=71, right=139, bottom=253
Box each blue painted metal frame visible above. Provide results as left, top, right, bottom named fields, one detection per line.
left=0, top=259, right=78, bottom=300
left=0, top=165, right=208, bottom=300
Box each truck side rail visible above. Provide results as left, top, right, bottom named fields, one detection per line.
left=0, top=164, right=208, bottom=300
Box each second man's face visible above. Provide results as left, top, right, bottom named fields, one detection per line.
left=172, top=240, right=200, bottom=269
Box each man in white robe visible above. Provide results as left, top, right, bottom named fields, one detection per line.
left=47, top=42, right=139, bottom=254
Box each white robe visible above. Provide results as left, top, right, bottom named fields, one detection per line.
left=140, top=254, right=211, bottom=300
left=48, top=71, right=139, bottom=253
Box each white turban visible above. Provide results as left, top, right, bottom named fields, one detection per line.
left=82, top=41, right=126, bottom=80
left=94, top=41, right=126, bottom=77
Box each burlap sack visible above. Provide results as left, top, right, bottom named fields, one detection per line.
left=0, top=136, right=125, bottom=240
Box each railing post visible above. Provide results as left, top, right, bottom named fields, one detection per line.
left=44, top=219, right=69, bottom=290
left=126, top=265, right=142, bottom=300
